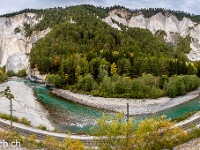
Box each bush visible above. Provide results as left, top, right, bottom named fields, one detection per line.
left=7, top=70, right=16, bottom=77
left=159, top=75, right=168, bottom=89
left=92, top=113, right=187, bottom=150
left=99, top=76, right=114, bottom=94
left=21, top=117, right=31, bottom=126
left=0, top=69, right=7, bottom=83
left=114, top=76, right=132, bottom=94
left=17, top=69, right=27, bottom=77
left=37, top=124, right=47, bottom=131
left=46, top=74, right=65, bottom=88
left=14, top=27, right=21, bottom=34
left=76, top=74, right=97, bottom=91
left=131, top=75, right=163, bottom=98
left=164, top=75, right=200, bottom=97
left=166, top=84, right=177, bottom=98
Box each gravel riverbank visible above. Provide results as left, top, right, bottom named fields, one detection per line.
left=0, top=80, right=54, bottom=130
left=52, top=87, right=200, bottom=115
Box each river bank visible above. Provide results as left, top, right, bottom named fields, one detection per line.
left=52, top=87, right=200, bottom=115
left=0, top=79, right=54, bottom=130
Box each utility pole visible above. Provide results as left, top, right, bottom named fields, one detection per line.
left=127, top=103, right=129, bottom=122
left=10, top=97, right=13, bottom=127
left=5, top=87, right=13, bottom=127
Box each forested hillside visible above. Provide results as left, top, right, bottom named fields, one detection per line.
left=106, top=5, right=200, bottom=23
left=9, top=5, right=200, bottom=99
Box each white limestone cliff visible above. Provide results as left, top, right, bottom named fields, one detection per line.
left=103, top=10, right=200, bottom=61
left=0, top=13, right=50, bottom=73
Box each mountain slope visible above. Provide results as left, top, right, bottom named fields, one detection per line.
left=103, top=8, right=200, bottom=61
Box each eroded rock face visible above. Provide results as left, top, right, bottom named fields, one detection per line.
left=103, top=10, right=200, bottom=61
left=0, top=13, right=50, bottom=71
left=6, top=52, right=29, bottom=73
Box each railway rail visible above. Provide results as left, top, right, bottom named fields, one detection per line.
left=0, top=119, right=96, bottom=146
left=178, top=116, right=200, bottom=130
left=0, top=115, right=200, bottom=146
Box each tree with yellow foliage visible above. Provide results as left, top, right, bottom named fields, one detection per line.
left=92, top=113, right=187, bottom=150
left=0, top=69, right=7, bottom=84
left=111, top=62, right=117, bottom=76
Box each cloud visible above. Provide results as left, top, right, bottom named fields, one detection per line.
left=0, top=0, right=199, bottom=15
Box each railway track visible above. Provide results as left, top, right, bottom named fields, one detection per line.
left=178, top=116, right=200, bottom=130
left=0, top=120, right=96, bottom=145
left=0, top=115, right=200, bottom=147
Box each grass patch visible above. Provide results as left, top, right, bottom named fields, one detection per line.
left=171, top=111, right=198, bottom=122
left=37, top=124, right=47, bottom=131
left=0, top=113, right=32, bottom=126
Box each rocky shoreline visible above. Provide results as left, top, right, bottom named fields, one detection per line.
left=52, top=87, right=200, bottom=115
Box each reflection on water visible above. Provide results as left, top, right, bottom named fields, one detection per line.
left=9, top=78, right=200, bottom=132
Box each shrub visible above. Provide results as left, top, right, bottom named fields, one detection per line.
left=92, top=113, right=187, bottom=150
left=14, top=27, right=21, bottom=33
left=46, top=74, right=65, bottom=88
left=17, top=69, right=27, bottom=77
left=37, top=124, right=47, bottom=131
left=165, top=75, right=200, bottom=97
left=0, top=69, right=7, bottom=83
left=21, top=117, right=31, bottom=126
left=76, top=74, right=97, bottom=91
left=7, top=70, right=16, bottom=77
left=99, top=76, right=114, bottom=94
left=114, top=76, right=132, bottom=94
left=159, top=75, right=168, bottom=89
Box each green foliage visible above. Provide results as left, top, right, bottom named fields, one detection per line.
left=164, top=75, right=200, bottom=97
left=171, top=111, right=198, bottom=122
left=17, top=69, right=27, bottom=77
left=99, top=76, right=114, bottom=95
left=0, top=69, right=7, bottom=83
left=92, top=113, right=188, bottom=150
left=114, top=76, right=132, bottom=94
left=174, top=36, right=191, bottom=55
left=37, top=124, right=47, bottom=131
left=131, top=8, right=200, bottom=23
left=159, top=75, right=168, bottom=89
left=76, top=74, right=97, bottom=91
left=0, top=129, right=85, bottom=149
left=7, top=70, right=16, bottom=77
left=0, top=113, right=32, bottom=126
left=46, top=74, right=65, bottom=88
left=24, top=23, right=33, bottom=37
left=21, top=117, right=31, bottom=126
left=131, top=74, right=163, bottom=98
left=24, top=5, right=200, bottom=99
left=14, top=27, right=21, bottom=34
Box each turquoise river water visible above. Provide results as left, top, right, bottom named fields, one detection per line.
left=13, top=78, right=200, bottom=133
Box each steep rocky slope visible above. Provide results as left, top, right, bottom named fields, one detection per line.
left=0, top=13, right=50, bottom=73
left=103, top=9, right=200, bottom=61
left=1, top=8, right=200, bottom=74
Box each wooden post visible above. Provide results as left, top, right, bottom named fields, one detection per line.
left=127, top=103, right=129, bottom=122
left=10, top=98, right=13, bottom=127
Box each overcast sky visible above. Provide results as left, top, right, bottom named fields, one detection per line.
left=0, top=0, right=199, bottom=15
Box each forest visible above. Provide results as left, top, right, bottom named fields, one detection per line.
left=22, top=5, right=200, bottom=99
left=2, top=5, right=200, bottom=98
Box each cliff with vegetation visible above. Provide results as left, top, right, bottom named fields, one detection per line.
left=0, top=13, right=50, bottom=73
left=1, top=5, right=200, bottom=99
left=103, top=8, right=200, bottom=61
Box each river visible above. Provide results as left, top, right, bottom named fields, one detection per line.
left=11, top=78, right=200, bottom=133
